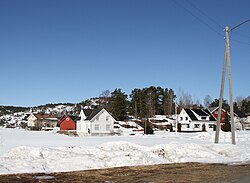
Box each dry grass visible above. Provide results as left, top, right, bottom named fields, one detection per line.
left=0, top=163, right=250, bottom=183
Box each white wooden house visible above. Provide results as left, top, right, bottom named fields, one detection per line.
left=77, top=108, right=115, bottom=135
left=178, top=109, right=216, bottom=131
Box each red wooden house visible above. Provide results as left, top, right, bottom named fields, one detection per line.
left=210, top=107, right=227, bottom=123
left=59, top=115, right=80, bottom=131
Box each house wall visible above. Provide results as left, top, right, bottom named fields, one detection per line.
left=212, top=109, right=226, bottom=123
left=77, top=120, right=91, bottom=133
left=60, top=117, right=76, bottom=130
left=178, top=110, right=191, bottom=124
left=27, top=114, right=36, bottom=127
left=90, top=110, right=115, bottom=134
left=178, top=109, right=214, bottom=131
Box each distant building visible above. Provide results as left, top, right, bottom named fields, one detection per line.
left=178, top=109, right=216, bottom=131
left=59, top=115, right=80, bottom=131
left=27, top=113, right=59, bottom=130
left=77, top=108, right=115, bottom=135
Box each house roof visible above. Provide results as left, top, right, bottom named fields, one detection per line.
left=184, top=109, right=216, bottom=121
left=234, top=110, right=247, bottom=118
left=209, top=107, right=226, bottom=113
left=34, top=114, right=58, bottom=120
left=203, top=109, right=217, bottom=121
left=59, top=115, right=80, bottom=124
left=184, top=109, right=198, bottom=120
left=192, top=109, right=209, bottom=116
left=85, top=108, right=103, bottom=120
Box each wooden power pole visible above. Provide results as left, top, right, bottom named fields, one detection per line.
left=215, top=20, right=250, bottom=144
left=215, top=26, right=235, bottom=144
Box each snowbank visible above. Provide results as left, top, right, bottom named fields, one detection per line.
left=0, top=128, right=249, bottom=175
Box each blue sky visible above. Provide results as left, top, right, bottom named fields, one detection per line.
left=0, top=0, right=249, bottom=107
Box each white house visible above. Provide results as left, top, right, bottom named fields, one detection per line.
left=178, top=109, right=216, bottom=131
left=77, top=108, right=115, bottom=135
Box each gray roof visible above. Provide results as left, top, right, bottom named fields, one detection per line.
left=184, top=109, right=216, bottom=121
left=192, top=109, right=209, bottom=116
left=184, top=109, right=198, bottom=120
left=84, top=108, right=103, bottom=120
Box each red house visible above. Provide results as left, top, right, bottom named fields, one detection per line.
left=59, top=115, right=80, bottom=131
left=210, top=107, right=226, bottom=123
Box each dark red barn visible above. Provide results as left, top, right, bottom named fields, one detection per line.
left=210, top=107, right=227, bottom=123
left=59, top=115, right=80, bottom=131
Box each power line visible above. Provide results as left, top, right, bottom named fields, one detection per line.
left=172, top=0, right=224, bottom=38
left=185, top=0, right=224, bottom=29
left=230, top=38, right=250, bottom=46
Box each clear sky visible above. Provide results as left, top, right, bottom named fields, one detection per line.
left=0, top=0, right=249, bottom=107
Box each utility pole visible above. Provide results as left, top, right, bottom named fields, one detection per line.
left=215, top=20, right=250, bottom=144
left=175, top=99, right=178, bottom=133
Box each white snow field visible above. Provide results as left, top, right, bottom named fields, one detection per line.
left=0, top=128, right=249, bottom=175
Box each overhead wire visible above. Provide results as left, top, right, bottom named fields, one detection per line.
left=172, top=0, right=250, bottom=46
left=185, top=0, right=224, bottom=29
left=171, top=0, right=224, bottom=38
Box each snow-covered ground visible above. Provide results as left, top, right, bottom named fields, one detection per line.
left=0, top=128, right=249, bottom=175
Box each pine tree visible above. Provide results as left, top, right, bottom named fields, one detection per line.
left=222, top=112, right=231, bottom=132
left=109, top=89, right=128, bottom=121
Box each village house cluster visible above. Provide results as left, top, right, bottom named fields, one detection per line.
left=27, top=108, right=116, bottom=135
left=23, top=106, right=250, bottom=136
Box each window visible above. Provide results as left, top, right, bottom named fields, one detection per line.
left=194, top=124, right=200, bottom=128
left=185, top=117, right=188, bottom=121
left=201, top=117, right=207, bottom=120
left=96, top=116, right=99, bottom=121
left=95, top=124, right=100, bottom=131
left=180, top=117, right=183, bottom=121
left=106, top=116, right=109, bottom=121
left=106, top=124, right=111, bottom=131
left=209, top=124, right=214, bottom=128
left=187, top=124, right=190, bottom=128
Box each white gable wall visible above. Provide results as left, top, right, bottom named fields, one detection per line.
left=77, top=109, right=115, bottom=135
left=27, top=114, right=37, bottom=127
left=178, top=109, right=191, bottom=124
left=90, top=109, right=115, bottom=134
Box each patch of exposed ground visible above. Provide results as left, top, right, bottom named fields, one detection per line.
left=0, top=162, right=250, bottom=183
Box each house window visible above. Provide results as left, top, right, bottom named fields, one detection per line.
left=96, top=116, right=99, bottom=121
left=187, top=124, right=190, bottom=128
left=95, top=124, right=100, bottom=131
left=106, top=116, right=109, bottom=121
left=215, top=111, right=218, bottom=114
left=180, top=117, right=183, bottom=121
left=209, top=124, right=214, bottom=128
left=185, top=117, right=188, bottom=121
left=201, top=117, right=207, bottom=120
left=194, top=124, right=200, bottom=128
left=106, top=124, right=111, bottom=131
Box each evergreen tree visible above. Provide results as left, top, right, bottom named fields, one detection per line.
left=222, top=112, right=231, bottom=132
left=109, top=89, right=128, bottom=121
left=210, top=99, right=230, bottom=111
left=140, top=119, right=154, bottom=134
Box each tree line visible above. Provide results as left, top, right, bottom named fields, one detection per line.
left=99, top=88, right=249, bottom=121
left=100, top=86, right=176, bottom=121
